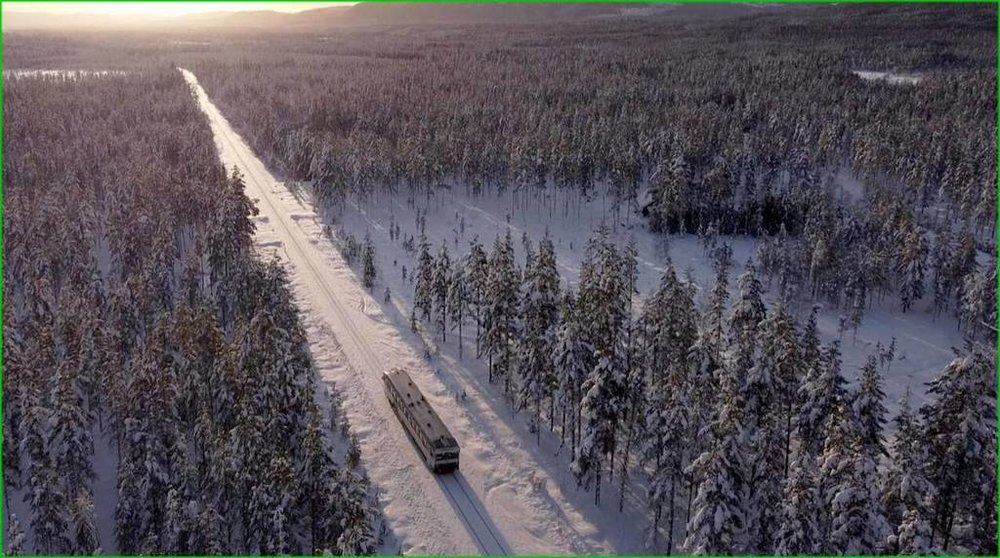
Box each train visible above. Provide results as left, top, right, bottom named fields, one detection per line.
left=383, top=368, right=460, bottom=473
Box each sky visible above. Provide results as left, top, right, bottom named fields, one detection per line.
left=2, top=2, right=352, bottom=16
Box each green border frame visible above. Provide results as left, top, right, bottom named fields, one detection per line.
left=0, top=0, right=996, bottom=557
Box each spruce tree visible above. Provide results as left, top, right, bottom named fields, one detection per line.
left=448, top=264, right=469, bottom=359
left=920, top=349, right=997, bottom=552
left=466, top=237, right=489, bottom=356
left=483, top=231, right=520, bottom=391
left=896, top=224, right=927, bottom=312
left=682, top=369, right=745, bottom=555
left=797, top=343, right=847, bottom=458
left=518, top=232, right=561, bottom=443
left=433, top=243, right=452, bottom=342
left=743, top=304, right=799, bottom=551
left=553, top=291, right=590, bottom=456
left=362, top=233, right=377, bottom=290
left=774, top=449, right=820, bottom=555
left=414, top=234, right=434, bottom=322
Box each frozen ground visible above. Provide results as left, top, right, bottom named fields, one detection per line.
left=182, top=67, right=966, bottom=554
left=852, top=69, right=924, bottom=85
left=1, top=70, right=129, bottom=79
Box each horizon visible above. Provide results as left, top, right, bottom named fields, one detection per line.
left=1, top=1, right=353, bottom=17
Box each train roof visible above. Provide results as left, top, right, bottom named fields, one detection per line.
left=384, top=369, right=459, bottom=451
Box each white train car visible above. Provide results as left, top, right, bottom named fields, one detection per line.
left=383, top=368, right=460, bottom=473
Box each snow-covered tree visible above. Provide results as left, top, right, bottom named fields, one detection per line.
left=466, top=237, right=489, bottom=356
left=5, top=513, right=27, bottom=556
left=797, top=343, right=846, bottom=458
left=362, top=233, right=377, bottom=290
left=70, top=489, right=100, bottom=554
left=896, top=223, right=927, bottom=312
left=743, top=304, right=799, bottom=551
left=919, top=349, right=997, bottom=553
left=774, top=449, right=820, bottom=555
left=639, top=264, right=698, bottom=551
left=433, top=243, right=452, bottom=341
left=517, top=232, right=561, bottom=442
left=827, top=437, right=890, bottom=554
left=553, top=291, right=590, bottom=456
left=682, top=370, right=745, bottom=555
left=483, top=231, right=521, bottom=392
left=414, top=234, right=434, bottom=321
left=448, top=263, right=469, bottom=359
left=897, top=508, right=937, bottom=555
left=22, top=399, right=73, bottom=555
left=852, top=354, right=887, bottom=459
left=573, top=349, right=622, bottom=506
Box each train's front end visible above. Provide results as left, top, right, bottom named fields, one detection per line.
left=432, top=439, right=461, bottom=473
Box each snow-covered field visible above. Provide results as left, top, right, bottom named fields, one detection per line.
left=1, top=70, right=129, bottom=79
left=181, top=67, right=965, bottom=554
left=325, top=180, right=963, bottom=416
left=852, top=69, right=924, bottom=85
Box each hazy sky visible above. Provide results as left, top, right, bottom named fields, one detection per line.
left=2, top=2, right=352, bottom=16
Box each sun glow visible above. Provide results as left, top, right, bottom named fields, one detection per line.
left=2, top=2, right=350, bottom=17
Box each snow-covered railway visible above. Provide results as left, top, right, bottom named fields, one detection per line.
left=179, top=68, right=521, bottom=555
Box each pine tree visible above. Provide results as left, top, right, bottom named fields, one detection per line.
left=483, top=231, right=520, bottom=392
left=774, top=450, right=820, bottom=555
left=573, top=226, right=631, bottom=500
left=852, top=354, right=887, bottom=459
left=797, top=343, right=846, bottom=458
left=959, top=262, right=997, bottom=343
left=518, top=232, right=561, bottom=443
left=5, top=513, right=26, bottom=556
left=466, top=237, right=489, bottom=356
left=930, top=224, right=952, bottom=318
left=827, top=437, right=890, bottom=554
left=573, top=349, right=621, bottom=506
left=48, top=360, right=95, bottom=501
left=362, top=233, right=377, bottom=290
left=639, top=264, right=698, bottom=551
left=21, top=396, right=73, bottom=555
left=70, top=489, right=100, bottom=554
left=433, top=243, right=452, bottom=342
left=682, top=370, right=745, bottom=555
left=334, top=469, right=382, bottom=555
left=743, top=304, right=799, bottom=551
left=246, top=456, right=295, bottom=554
left=553, top=291, right=590, bottom=457
left=897, top=508, right=936, bottom=555
left=920, top=349, right=997, bottom=552
left=729, top=260, right=766, bottom=387
left=881, top=389, right=934, bottom=542
left=896, top=224, right=927, bottom=312
left=3, top=309, right=26, bottom=494
left=448, top=264, right=469, bottom=359
left=702, top=256, right=730, bottom=356
left=414, top=234, right=434, bottom=321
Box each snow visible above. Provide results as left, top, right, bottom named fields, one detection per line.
left=179, top=64, right=966, bottom=554
left=181, top=68, right=636, bottom=555
left=852, top=70, right=924, bottom=85
left=1, top=70, right=128, bottom=80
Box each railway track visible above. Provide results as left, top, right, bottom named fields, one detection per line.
left=439, top=474, right=509, bottom=555
left=180, top=68, right=509, bottom=556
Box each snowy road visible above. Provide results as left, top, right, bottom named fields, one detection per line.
left=181, top=68, right=614, bottom=555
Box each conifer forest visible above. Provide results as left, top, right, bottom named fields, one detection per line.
left=2, top=2, right=997, bottom=556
